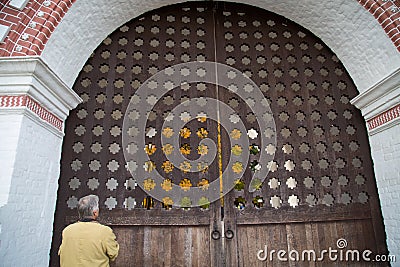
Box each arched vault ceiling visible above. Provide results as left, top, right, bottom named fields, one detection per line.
left=42, top=0, right=400, bottom=92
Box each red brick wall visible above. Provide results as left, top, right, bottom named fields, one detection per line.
left=358, top=0, right=400, bottom=50
left=0, top=0, right=75, bottom=56
left=0, top=0, right=399, bottom=56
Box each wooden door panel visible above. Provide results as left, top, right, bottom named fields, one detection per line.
left=214, top=1, right=376, bottom=221
left=111, top=226, right=211, bottom=267
left=50, top=3, right=221, bottom=266
left=236, top=220, right=381, bottom=267
left=212, top=2, right=387, bottom=266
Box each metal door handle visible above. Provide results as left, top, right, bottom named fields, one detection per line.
left=225, top=229, right=234, bottom=240
left=211, top=229, right=221, bottom=240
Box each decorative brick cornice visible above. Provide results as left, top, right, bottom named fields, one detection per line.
left=0, top=94, right=25, bottom=107
left=367, top=103, right=400, bottom=130
left=351, top=67, right=400, bottom=133
left=0, top=57, right=82, bottom=120
left=0, top=94, right=63, bottom=131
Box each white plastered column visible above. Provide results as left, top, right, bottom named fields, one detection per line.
left=0, top=57, right=81, bottom=266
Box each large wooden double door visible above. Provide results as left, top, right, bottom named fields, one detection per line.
left=51, top=2, right=387, bottom=266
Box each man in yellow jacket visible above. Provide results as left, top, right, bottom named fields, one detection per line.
left=59, top=195, right=119, bottom=267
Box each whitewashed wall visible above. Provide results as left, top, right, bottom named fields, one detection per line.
left=0, top=112, right=63, bottom=266
left=0, top=58, right=81, bottom=267
left=369, top=123, right=400, bottom=261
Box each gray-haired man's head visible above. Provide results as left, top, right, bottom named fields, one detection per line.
left=77, top=195, right=99, bottom=220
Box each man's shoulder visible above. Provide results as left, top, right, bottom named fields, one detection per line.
left=90, top=222, right=115, bottom=237
left=63, top=221, right=112, bottom=232
left=63, top=222, right=79, bottom=231
left=95, top=222, right=113, bottom=232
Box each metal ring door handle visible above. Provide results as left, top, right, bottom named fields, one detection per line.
left=211, top=230, right=221, bottom=240
left=225, top=229, right=234, bottom=240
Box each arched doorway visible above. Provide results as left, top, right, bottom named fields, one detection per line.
left=50, top=2, right=387, bottom=266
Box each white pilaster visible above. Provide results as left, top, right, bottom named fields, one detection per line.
left=0, top=57, right=81, bottom=266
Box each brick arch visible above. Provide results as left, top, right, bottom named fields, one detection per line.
left=0, top=0, right=399, bottom=91
left=358, top=0, right=400, bottom=48
left=0, top=0, right=75, bottom=56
